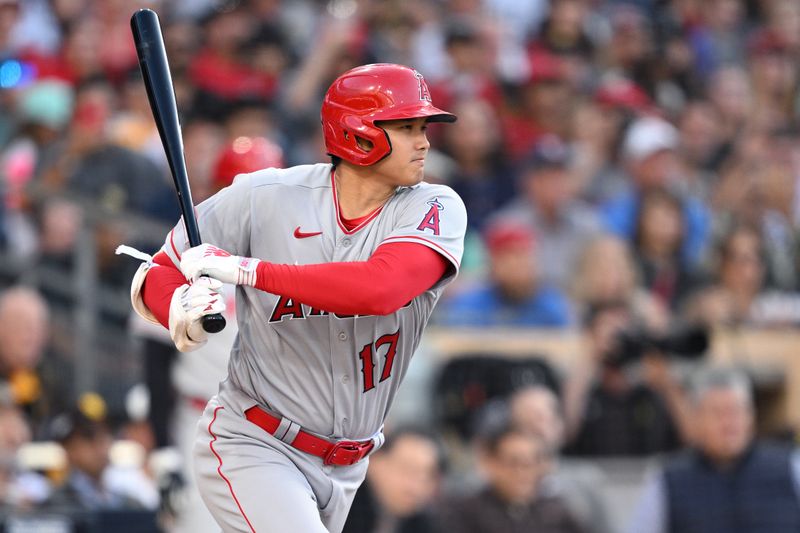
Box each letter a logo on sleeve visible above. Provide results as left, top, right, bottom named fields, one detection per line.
left=416, top=197, right=443, bottom=235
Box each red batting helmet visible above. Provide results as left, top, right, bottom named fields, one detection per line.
left=213, top=136, right=284, bottom=188
left=321, top=63, right=457, bottom=166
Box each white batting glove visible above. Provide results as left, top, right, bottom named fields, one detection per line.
left=168, top=277, right=226, bottom=352
left=179, top=244, right=260, bottom=286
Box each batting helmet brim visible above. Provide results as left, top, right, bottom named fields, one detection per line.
left=371, top=103, right=457, bottom=124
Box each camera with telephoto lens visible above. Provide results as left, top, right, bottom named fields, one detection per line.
left=604, top=322, right=710, bottom=368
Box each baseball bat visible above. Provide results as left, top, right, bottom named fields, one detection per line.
left=131, top=9, right=226, bottom=333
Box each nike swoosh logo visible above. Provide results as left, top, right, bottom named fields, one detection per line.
left=294, top=227, right=323, bottom=239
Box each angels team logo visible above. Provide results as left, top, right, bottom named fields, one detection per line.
left=413, top=70, right=432, bottom=102
left=416, top=197, right=443, bottom=235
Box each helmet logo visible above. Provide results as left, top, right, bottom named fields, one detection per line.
left=413, top=70, right=432, bottom=102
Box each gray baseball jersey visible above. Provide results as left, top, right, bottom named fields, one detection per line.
left=162, top=162, right=466, bottom=440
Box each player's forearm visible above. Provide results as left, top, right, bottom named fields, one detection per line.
left=254, top=243, right=448, bottom=316
left=142, top=252, right=189, bottom=328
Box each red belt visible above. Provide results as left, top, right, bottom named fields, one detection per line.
left=244, top=406, right=374, bottom=467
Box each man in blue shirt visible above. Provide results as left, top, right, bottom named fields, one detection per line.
left=601, top=116, right=710, bottom=267
left=437, top=221, right=572, bottom=327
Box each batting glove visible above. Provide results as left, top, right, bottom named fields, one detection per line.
left=179, top=244, right=260, bottom=286
left=168, top=277, right=226, bottom=352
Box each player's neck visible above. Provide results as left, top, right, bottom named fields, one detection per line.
left=333, top=166, right=396, bottom=219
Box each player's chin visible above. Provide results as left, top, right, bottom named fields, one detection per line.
left=406, top=165, right=426, bottom=185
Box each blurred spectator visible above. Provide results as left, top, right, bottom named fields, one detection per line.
left=687, top=223, right=800, bottom=327
left=45, top=408, right=141, bottom=511
left=281, top=5, right=371, bottom=125
left=221, top=99, right=282, bottom=144
left=188, top=5, right=269, bottom=112
left=436, top=221, right=573, bottom=327
left=688, top=0, right=748, bottom=78
left=706, top=65, right=752, bottom=146
left=527, top=0, right=594, bottom=89
left=427, top=18, right=502, bottom=113
left=109, top=70, right=168, bottom=169
left=0, top=79, right=74, bottom=259
left=563, top=300, right=690, bottom=456
left=601, top=115, right=711, bottom=267
left=33, top=198, right=83, bottom=289
left=762, top=0, right=800, bottom=54
left=599, top=4, right=657, bottom=92
left=532, top=0, right=593, bottom=58
left=0, top=286, right=66, bottom=432
left=343, top=427, right=443, bottom=533
left=712, top=127, right=800, bottom=291
left=633, top=189, right=701, bottom=311
left=437, top=420, right=586, bottom=533
left=240, top=21, right=293, bottom=103
left=746, top=30, right=798, bottom=132
left=676, top=99, right=726, bottom=199
left=627, top=366, right=800, bottom=533
left=0, top=402, right=46, bottom=510
left=502, top=53, right=575, bottom=162
left=361, top=1, right=421, bottom=67
left=483, top=0, right=548, bottom=56
left=570, top=234, right=668, bottom=329
left=571, top=83, right=646, bottom=203
left=508, top=385, right=614, bottom=533
left=492, top=136, right=601, bottom=289
left=36, top=77, right=177, bottom=223
left=439, top=98, right=515, bottom=230
left=181, top=116, right=225, bottom=204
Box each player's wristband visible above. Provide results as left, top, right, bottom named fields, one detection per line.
left=234, top=256, right=260, bottom=286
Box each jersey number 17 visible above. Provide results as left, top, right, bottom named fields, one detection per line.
left=357, top=330, right=400, bottom=393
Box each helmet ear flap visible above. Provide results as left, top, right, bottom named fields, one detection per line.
left=340, top=115, right=392, bottom=165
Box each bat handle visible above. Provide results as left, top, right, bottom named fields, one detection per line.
left=200, top=272, right=226, bottom=333
left=202, top=313, right=226, bottom=333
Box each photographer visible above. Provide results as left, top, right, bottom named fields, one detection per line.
left=563, top=301, right=700, bottom=456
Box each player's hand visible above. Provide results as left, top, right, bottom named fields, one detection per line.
left=168, top=277, right=226, bottom=352
left=180, top=244, right=260, bottom=286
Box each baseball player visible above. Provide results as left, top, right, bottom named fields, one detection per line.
left=126, top=63, right=466, bottom=532
left=170, top=136, right=285, bottom=533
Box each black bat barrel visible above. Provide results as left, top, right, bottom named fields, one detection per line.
left=131, top=9, right=226, bottom=334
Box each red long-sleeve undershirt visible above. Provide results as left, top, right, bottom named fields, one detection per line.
left=142, top=242, right=449, bottom=329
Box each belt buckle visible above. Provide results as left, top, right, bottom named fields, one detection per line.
left=323, top=440, right=372, bottom=466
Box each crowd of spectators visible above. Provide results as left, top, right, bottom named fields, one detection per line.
left=1, top=0, right=800, bottom=531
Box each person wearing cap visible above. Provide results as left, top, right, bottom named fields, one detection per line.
left=435, top=220, right=572, bottom=327
left=600, top=116, right=711, bottom=267
left=491, top=135, right=601, bottom=290
left=502, top=52, right=575, bottom=162
left=45, top=409, right=136, bottom=512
